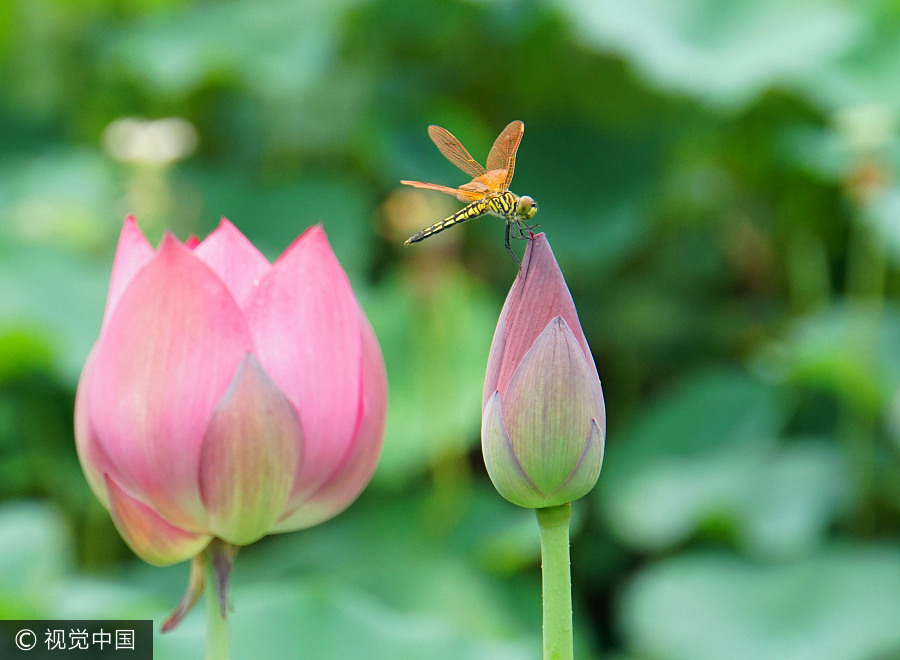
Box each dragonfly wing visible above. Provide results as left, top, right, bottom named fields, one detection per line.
left=457, top=180, right=494, bottom=202
left=485, top=120, right=524, bottom=191
left=400, top=180, right=460, bottom=196
left=427, top=125, right=487, bottom=179
left=402, top=179, right=487, bottom=203
left=470, top=170, right=507, bottom=194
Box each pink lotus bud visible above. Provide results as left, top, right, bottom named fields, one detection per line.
left=482, top=234, right=605, bottom=508
left=75, top=217, right=387, bottom=569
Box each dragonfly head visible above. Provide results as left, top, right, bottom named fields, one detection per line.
left=516, top=195, right=538, bottom=221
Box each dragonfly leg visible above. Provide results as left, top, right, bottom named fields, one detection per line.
left=511, top=219, right=537, bottom=239
left=505, top=222, right=520, bottom=264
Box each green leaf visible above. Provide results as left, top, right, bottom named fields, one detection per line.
left=557, top=0, right=858, bottom=111
left=222, top=583, right=534, bottom=660
left=761, top=303, right=900, bottom=416
left=801, top=5, right=900, bottom=112
left=0, top=246, right=109, bottom=383
left=598, top=368, right=842, bottom=555
left=0, top=501, right=72, bottom=617
left=234, top=491, right=535, bottom=642
left=106, top=0, right=358, bottom=99
left=0, top=328, right=55, bottom=380
left=0, top=149, right=116, bottom=250
left=604, top=438, right=848, bottom=557
left=622, top=546, right=900, bottom=660
left=603, top=367, right=784, bottom=460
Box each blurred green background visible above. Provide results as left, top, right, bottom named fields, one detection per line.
left=2, top=0, right=900, bottom=658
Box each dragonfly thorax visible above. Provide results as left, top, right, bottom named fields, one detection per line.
left=487, top=191, right=539, bottom=223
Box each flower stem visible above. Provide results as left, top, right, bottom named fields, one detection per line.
left=536, top=503, right=574, bottom=660
left=206, top=558, right=230, bottom=660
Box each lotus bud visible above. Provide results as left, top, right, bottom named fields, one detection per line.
left=482, top=233, right=605, bottom=508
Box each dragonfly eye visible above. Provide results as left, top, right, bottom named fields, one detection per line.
left=517, top=196, right=537, bottom=219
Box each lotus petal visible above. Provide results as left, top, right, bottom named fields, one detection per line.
left=502, top=317, right=604, bottom=495
left=103, top=216, right=154, bottom=329
left=87, top=234, right=254, bottom=529
left=246, top=225, right=362, bottom=499
left=274, top=316, right=386, bottom=530
left=105, top=475, right=211, bottom=566
left=484, top=234, right=596, bottom=407
left=481, top=391, right=546, bottom=507
left=194, top=218, right=271, bottom=309
left=199, top=354, right=301, bottom=544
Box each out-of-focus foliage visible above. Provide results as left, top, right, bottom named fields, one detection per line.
left=2, top=0, right=900, bottom=657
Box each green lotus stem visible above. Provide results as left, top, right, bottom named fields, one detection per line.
left=206, top=560, right=230, bottom=660
left=536, top=503, right=574, bottom=660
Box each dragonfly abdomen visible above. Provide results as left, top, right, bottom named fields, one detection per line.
left=404, top=199, right=490, bottom=245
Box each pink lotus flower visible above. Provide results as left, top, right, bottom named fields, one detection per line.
left=482, top=233, right=605, bottom=508
left=74, top=217, right=386, bottom=621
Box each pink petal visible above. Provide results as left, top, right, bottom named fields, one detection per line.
left=74, top=348, right=115, bottom=508
left=193, top=218, right=271, bottom=309
left=481, top=391, right=546, bottom=507
left=103, top=216, right=155, bottom=329
left=547, top=418, right=604, bottom=505
left=273, top=316, right=386, bottom=531
left=199, top=354, right=301, bottom=545
left=87, top=234, right=254, bottom=529
left=502, top=317, right=604, bottom=495
left=483, top=233, right=596, bottom=407
left=245, top=225, right=363, bottom=498
left=105, top=475, right=211, bottom=566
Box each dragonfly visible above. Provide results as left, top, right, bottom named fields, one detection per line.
left=401, top=120, right=538, bottom=263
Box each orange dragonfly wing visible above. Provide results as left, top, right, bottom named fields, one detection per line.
left=485, top=120, right=524, bottom=191
left=400, top=179, right=487, bottom=203
left=427, top=125, right=487, bottom=179
left=469, top=170, right=507, bottom=193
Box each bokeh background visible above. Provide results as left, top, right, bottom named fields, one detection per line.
left=2, top=0, right=900, bottom=658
